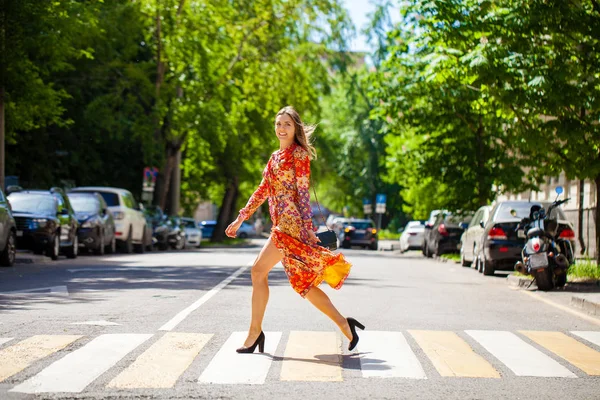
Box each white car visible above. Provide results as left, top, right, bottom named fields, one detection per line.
left=237, top=222, right=256, bottom=238
left=182, top=217, right=202, bottom=248
left=399, top=221, right=426, bottom=253
left=69, top=187, right=149, bottom=253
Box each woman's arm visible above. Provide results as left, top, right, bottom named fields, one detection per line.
left=293, top=148, right=314, bottom=235
left=238, top=176, right=269, bottom=221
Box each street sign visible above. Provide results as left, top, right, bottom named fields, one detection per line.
left=376, top=194, right=387, bottom=206
left=375, top=203, right=386, bottom=213
left=364, top=204, right=373, bottom=214
left=143, top=167, right=159, bottom=191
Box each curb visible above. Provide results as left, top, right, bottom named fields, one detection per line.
left=15, top=252, right=52, bottom=265
left=570, top=293, right=600, bottom=316
left=507, top=274, right=536, bottom=289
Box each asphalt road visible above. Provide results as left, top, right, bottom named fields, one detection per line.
left=0, top=240, right=599, bottom=399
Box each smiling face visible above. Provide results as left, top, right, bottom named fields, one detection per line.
left=275, top=113, right=296, bottom=148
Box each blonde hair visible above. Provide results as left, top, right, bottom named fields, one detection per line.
left=276, top=106, right=317, bottom=160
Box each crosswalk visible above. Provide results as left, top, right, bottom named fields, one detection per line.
left=0, top=329, right=599, bottom=394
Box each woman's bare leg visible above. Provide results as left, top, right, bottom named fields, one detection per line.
left=242, top=236, right=283, bottom=347
left=304, top=286, right=352, bottom=340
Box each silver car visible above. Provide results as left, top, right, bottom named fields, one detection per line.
left=181, top=217, right=202, bottom=248
left=399, top=221, right=426, bottom=253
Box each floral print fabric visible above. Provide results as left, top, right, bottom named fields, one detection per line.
left=239, top=143, right=352, bottom=297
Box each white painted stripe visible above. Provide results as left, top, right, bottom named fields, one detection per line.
left=0, top=286, right=68, bottom=296
left=159, top=265, right=250, bottom=331
left=572, top=331, right=600, bottom=348
left=11, top=334, right=152, bottom=393
left=0, top=338, right=13, bottom=347
left=70, top=321, right=121, bottom=326
left=358, top=331, right=426, bottom=379
left=199, top=331, right=281, bottom=384
left=466, top=330, right=576, bottom=378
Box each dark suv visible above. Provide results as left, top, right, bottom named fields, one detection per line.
left=8, top=189, right=79, bottom=260
left=423, top=212, right=467, bottom=257
left=0, top=188, right=17, bottom=266
left=341, top=218, right=378, bottom=250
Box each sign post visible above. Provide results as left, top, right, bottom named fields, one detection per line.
left=363, top=198, right=372, bottom=216
left=142, top=167, right=159, bottom=204
left=375, top=193, right=386, bottom=231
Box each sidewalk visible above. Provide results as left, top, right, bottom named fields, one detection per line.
left=508, top=274, right=600, bottom=316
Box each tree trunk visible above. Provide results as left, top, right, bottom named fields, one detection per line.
left=595, top=175, right=600, bottom=265
left=212, top=176, right=239, bottom=242
left=169, top=148, right=181, bottom=216
left=157, top=144, right=178, bottom=213
left=154, top=4, right=166, bottom=141
left=578, top=179, right=586, bottom=255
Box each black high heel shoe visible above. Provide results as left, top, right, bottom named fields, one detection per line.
left=347, top=318, right=365, bottom=351
left=236, top=331, right=265, bottom=354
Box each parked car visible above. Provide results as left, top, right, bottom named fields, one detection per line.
left=182, top=217, right=202, bottom=248
left=199, top=220, right=217, bottom=240
left=341, top=218, right=378, bottom=250
left=70, top=187, right=149, bottom=253
left=8, top=190, right=79, bottom=260
left=459, top=205, right=492, bottom=267
left=237, top=222, right=256, bottom=238
left=399, top=221, right=426, bottom=252
left=0, top=188, right=17, bottom=266
left=422, top=212, right=467, bottom=258
left=474, top=201, right=575, bottom=276
left=67, top=192, right=117, bottom=255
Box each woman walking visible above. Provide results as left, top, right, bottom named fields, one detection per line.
left=225, top=106, right=364, bottom=354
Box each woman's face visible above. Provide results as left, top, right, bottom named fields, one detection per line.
left=275, top=113, right=296, bottom=146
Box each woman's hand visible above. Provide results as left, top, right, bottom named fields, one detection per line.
left=307, top=230, right=320, bottom=245
left=225, top=216, right=244, bottom=238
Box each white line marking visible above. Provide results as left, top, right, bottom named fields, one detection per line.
left=571, top=331, right=600, bottom=348
left=158, top=264, right=251, bottom=331
left=0, top=338, right=13, bottom=347
left=466, top=330, right=576, bottom=378
left=10, top=333, right=152, bottom=393
left=358, top=331, right=426, bottom=379
left=70, top=320, right=121, bottom=326
left=0, top=286, right=68, bottom=296
left=199, top=331, right=281, bottom=384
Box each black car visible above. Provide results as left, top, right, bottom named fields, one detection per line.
left=475, top=201, right=575, bottom=276
left=0, top=188, right=17, bottom=266
left=68, top=192, right=117, bottom=255
left=423, top=212, right=467, bottom=257
left=8, top=191, right=79, bottom=260
left=341, top=219, right=378, bottom=250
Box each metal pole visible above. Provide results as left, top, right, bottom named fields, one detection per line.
left=377, top=212, right=382, bottom=232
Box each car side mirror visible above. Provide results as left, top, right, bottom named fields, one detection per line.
left=479, top=220, right=484, bottom=228
left=424, top=224, right=432, bottom=230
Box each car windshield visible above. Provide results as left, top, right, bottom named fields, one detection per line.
left=495, top=203, right=567, bottom=220
left=407, top=221, right=424, bottom=228
left=69, top=197, right=99, bottom=213
left=183, top=220, right=196, bottom=228
left=9, top=195, right=56, bottom=215
left=350, top=221, right=373, bottom=229
left=93, top=192, right=120, bottom=207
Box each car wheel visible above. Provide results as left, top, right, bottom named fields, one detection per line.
left=95, top=232, right=105, bottom=255
left=66, top=234, right=78, bottom=259
left=47, top=233, right=60, bottom=260
left=121, top=228, right=133, bottom=254
left=134, top=229, right=146, bottom=254
left=238, top=232, right=248, bottom=239
left=482, top=257, right=495, bottom=276
left=106, top=236, right=117, bottom=254
left=370, top=242, right=378, bottom=251
left=0, top=230, right=16, bottom=267
left=460, top=248, right=471, bottom=267
left=425, top=243, right=433, bottom=258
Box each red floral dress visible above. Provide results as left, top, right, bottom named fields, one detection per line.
left=239, top=143, right=352, bottom=297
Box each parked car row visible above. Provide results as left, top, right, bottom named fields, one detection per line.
left=0, top=185, right=213, bottom=264
left=398, top=200, right=576, bottom=278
